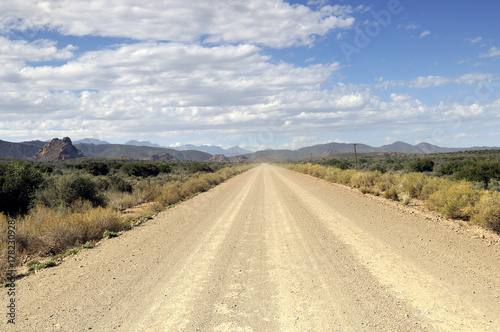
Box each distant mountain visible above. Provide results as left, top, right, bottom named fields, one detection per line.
left=225, top=146, right=253, bottom=156
left=124, top=140, right=162, bottom=148
left=0, top=140, right=41, bottom=159
left=21, top=140, right=47, bottom=148
left=242, top=141, right=500, bottom=160
left=74, top=138, right=110, bottom=145
left=75, top=143, right=211, bottom=161
left=172, top=144, right=252, bottom=157
left=1, top=138, right=499, bottom=161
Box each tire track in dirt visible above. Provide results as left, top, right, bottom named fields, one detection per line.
left=270, top=165, right=500, bottom=331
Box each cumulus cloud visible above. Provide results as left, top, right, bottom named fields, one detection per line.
left=1, top=1, right=499, bottom=148
left=1, top=0, right=355, bottom=48
left=0, top=40, right=343, bottom=140
left=0, top=37, right=75, bottom=63
left=480, top=46, right=500, bottom=58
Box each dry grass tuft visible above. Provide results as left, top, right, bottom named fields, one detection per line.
left=16, top=204, right=125, bottom=256
left=470, top=191, right=500, bottom=232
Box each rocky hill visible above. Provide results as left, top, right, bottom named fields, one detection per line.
left=232, top=155, right=249, bottom=163
left=33, top=137, right=84, bottom=161
left=207, top=154, right=230, bottom=162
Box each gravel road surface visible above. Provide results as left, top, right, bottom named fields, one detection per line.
left=3, top=164, right=499, bottom=331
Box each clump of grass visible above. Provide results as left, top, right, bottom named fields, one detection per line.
left=29, top=259, right=56, bottom=272
left=103, top=230, right=118, bottom=238
left=383, top=186, right=399, bottom=201
left=15, top=205, right=125, bottom=256
left=27, top=241, right=93, bottom=273
left=399, top=191, right=411, bottom=205
left=27, top=259, right=40, bottom=270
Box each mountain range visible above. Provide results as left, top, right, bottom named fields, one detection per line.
left=1, top=138, right=499, bottom=161
left=170, top=144, right=252, bottom=157
left=73, top=138, right=252, bottom=157
left=241, top=141, right=500, bottom=160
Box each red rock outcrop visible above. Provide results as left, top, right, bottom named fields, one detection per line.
left=207, top=154, right=230, bottom=162
left=232, top=155, right=249, bottom=163
left=33, top=137, right=84, bottom=161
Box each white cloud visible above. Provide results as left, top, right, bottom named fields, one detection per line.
left=465, top=36, right=482, bottom=44
left=408, top=76, right=451, bottom=88
left=0, top=40, right=345, bottom=141
left=1, top=0, right=355, bottom=48
left=375, top=73, right=496, bottom=90
left=419, top=30, right=431, bottom=39
left=406, top=24, right=420, bottom=30
left=480, top=46, right=500, bottom=58
left=0, top=37, right=75, bottom=63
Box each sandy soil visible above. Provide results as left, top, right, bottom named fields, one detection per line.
left=2, top=164, right=499, bottom=331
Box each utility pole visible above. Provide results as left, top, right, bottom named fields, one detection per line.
left=310, top=153, right=313, bottom=163
left=353, top=143, right=358, bottom=170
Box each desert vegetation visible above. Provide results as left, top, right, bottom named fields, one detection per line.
left=281, top=149, right=500, bottom=234
left=0, top=158, right=252, bottom=282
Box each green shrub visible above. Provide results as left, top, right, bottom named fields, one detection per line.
left=398, top=173, right=429, bottom=199
left=158, top=164, right=172, bottom=174
left=369, top=164, right=387, bottom=173
left=350, top=171, right=381, bottom=188
left=336, top=169, right=357, bottom=185
left=85, top=162, right=109, bottom=176
left=187, top=162, right=213, bottom=174
left=376, top=173, right=400, bottom=192
left=108, top=175, right=133, bottom=193
left=420, top=177, right=454, bottom=200
left=407, top=158, right=435, bottom=172
left=455, top=161, right=500, bottom=189
left=0, top=161, right=45, bottom=215
left=37, top=173, right=105, bottom=209
left=426, top=182, right=480, bottom=220
left=121, top=163, right=160, bottom=178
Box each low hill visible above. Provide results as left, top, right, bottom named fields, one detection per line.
left=75, top=143, right=211, bottom=161
left=0, top=140, right=42, bottom=159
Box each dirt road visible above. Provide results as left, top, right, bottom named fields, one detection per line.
left=3, top=164, right=500, bottom=331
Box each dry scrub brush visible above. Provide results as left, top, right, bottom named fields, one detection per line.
left=15, top=204, right=125, bottom=256
left=283, top=163, right=500, bottom=233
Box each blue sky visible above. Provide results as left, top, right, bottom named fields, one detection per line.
left=0, top=0, right=499, bottom=150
